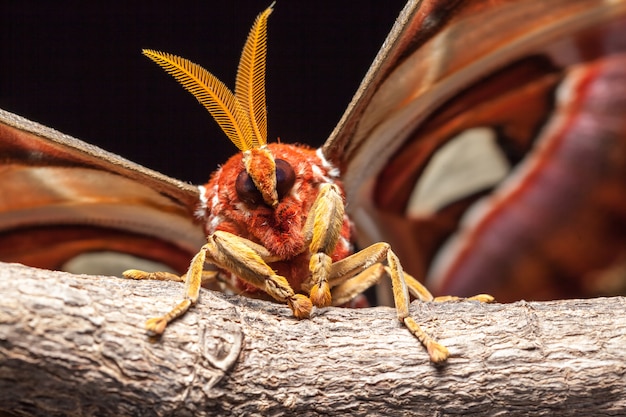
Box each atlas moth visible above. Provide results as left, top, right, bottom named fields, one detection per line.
left=1, top=0, right=626, bottom=361
left=132, top=4, right=495, bottom=363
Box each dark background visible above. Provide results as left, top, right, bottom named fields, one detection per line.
left=1, top=1, right=406, bottom=185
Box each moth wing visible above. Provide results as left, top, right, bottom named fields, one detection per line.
left=324, top=0, right=626, bottom=301
left=0, top=108, right=206, bottom=275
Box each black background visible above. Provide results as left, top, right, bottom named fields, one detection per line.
left=1, top=1, right=406, bottom=185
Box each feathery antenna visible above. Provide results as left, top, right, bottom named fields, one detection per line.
left=236, top=5, right=273, bottom=147
left=142, top=4, right=274, bottom=151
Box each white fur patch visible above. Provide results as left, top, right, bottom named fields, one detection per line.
left=316, top=148, right=340, bottom=178
left=195, top=185, right=209, bottom=219
left=311, top=163, right=336, bottom=185
left=208, top=214, right=224, bottom=233
left=291, top=178, right=303, bottom=203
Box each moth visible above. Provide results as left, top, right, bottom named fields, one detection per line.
left=1, top=0, right=625, bottom=359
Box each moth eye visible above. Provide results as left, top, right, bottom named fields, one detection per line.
left=235, top=170, right=263, bottom=206
left=275, top=159, right=295, bottom=200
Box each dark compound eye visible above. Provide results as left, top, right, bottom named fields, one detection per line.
left=235, top=169, right=263, bottom=206
left=235, top=159, right=296, bottom=207
left=275, top=159, right=295, bottom=200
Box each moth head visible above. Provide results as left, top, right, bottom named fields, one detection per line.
left=142, top=3, right=294, bottom=208
left=237, top=147, right=295, bottom=208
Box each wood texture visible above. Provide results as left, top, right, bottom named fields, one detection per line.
left=1, top=262, right=625, bottom=416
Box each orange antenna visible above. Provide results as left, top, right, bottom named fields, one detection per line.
left=142, top=4, right=274, bottom=151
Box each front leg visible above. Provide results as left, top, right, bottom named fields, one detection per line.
left=137, top=230, right=312, bottom=335
left=205, top=231, right=312, bottom=318
left=302, top=183, right=346, bottom=308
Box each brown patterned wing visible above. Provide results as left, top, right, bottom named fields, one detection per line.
left=0, top=108, right=206, bottom=275
left=324, top=0, right=626, bottom=301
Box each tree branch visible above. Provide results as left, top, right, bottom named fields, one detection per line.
left=1, top=262, right=625, bottom=416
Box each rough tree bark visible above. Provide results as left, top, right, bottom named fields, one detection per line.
left=0, top=262, right=625, bottom=417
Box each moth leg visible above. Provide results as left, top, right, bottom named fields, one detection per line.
left=204, top=231, right=312, bottom=318
left=328, top=243, right=450, bottom=363
left=401, top=272, right=494, bottom=303
left=303, top=183, right=345, bottom=308
left=124, top=270, right=184, bottom=282
left=432, top=294, right=495, bottom=303
left=144, top=230, right=312, bottom=335
left=330, top=264, right=384, bottom=306
left=329, top=263, right=493, bottom=306
left=401, top=271, right=435, bottom=302
left=142, top=244, right=209, bottom=335
left=123, top=269, right=218, bottom=286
